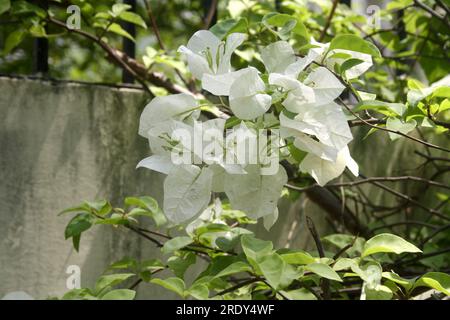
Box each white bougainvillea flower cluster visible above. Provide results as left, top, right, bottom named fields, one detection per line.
left=137, top=30, right=372, bottom=225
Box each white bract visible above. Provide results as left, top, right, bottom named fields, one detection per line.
left=163, top=165, right=213, bottom=224
left=229, top=67, right=272, bottom=120
left=299, top=146, right=359, bottom=186
left=136, top=30, right=375, bottom=224
left=178, top=30, right=246, bottom=95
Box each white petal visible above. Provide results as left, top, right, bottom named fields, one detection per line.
left=186, top=30, right=220, bottom=52
left=304, top=66, right=345, bottom=104
left=284, top=49, right=319, bottom=78
left=340, top=146, right=359, bottom=177
left=229, top=67, right=272, bottom=120
left=263, top=207, right=279, bottom=231
left=299, top=146, right=358, bottom=186
left=224, top=165, right=287, bottom=219
left=296, top=102, right=353, bottom=151
left=178, top=45, right=211, bottom=79
left=283, top=85, right=317, bottom=113
left=202, top=68, right=248, bottom=96
left=293, top=133, right=339, bottom=161
left=146, top=119, right=191, bottom=155
left=261, top=41, right=296, bottom=74
left=269, top=73, right=316, bottom=113
left=217, top=33, right=247, bottom=74
left=300, top=153, right=345, bottom=186
left=269, top=73, right=301, bottom=91
left=136, top=155, right=174, bottom=174
left=138, top=93, right=197, bottom=137
left=163, top=165, right=213, bottom=223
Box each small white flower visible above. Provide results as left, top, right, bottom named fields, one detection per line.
left=229, top=67, right=272, bottom=120
left=261, top=41, right=297, bottom=74
left=138, top=93, right=198, bottom=138
left=178, top=31, right=246, bottom=95
left=280, top=102, right=353, bottom=160
left=299, top=146, right=359, bottom=186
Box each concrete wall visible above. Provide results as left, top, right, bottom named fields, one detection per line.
left=0, top=76, right=329, bottom=299
left=0, top=76, right=167, bottom=299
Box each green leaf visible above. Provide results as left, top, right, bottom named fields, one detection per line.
left=195, top=223, right=231, bottom=237
left=329, top=34, right=381, bottom=58
left=414, top=272, right=450, bottom=296
left=340, top=58, right=364, bottom=76
left=162, top=236, right=193, bottom=254
left=258, top=253, right=298, bottom=290
left=306, top=263, right=343, bottom=282
left=168, top=252, right=196, bottom=278
left=109, top=258, right=138, bottom=271
left=364, top=284, right=393, bottom=300
left=3, top=28, right=25, bottom=55
left=95, top=214, right=128, bottom=225
left=354, top=100, right=406, bottom=116
left=213, top=261, right=252, bottom=279
left=111, top=3, right=131, bottom=17
left=101, top=289, right=136, bottom=300
left=333, top=258, right=358, bottom=271
left=72, top=234, right=81, bottom=252
left=386, top=117, right=417, bottom=140
left=151, top=277, right=185, bottom=297
left=64, top=213, right=93, bottom=239
left=262, top=12, right=309, bottom=45
left=95, top=273, right=135, bottom=293
left=58, top=203, right=90, bottom=216
left=119, top=11, right=147, bottom=29
left=140, top=259, right=165, bottom=272
left=281, top=288, right=317, bottom=300
left=382, top=272, right=414, bottom=292
left=62, top=288, right=97, bottom=300
left=210, top=18, right=248, bottom=40
left=0, top=0, right=10, bottom=15
left=280, top=250, right=315, bottom=265
left=29, top=24, right=46, bottom=37
left=432, top=86, right=450, bottom=99
left=362, top=233, right=422, bottom=257
left=85, top=200, right=108, bottom=212
left=11, top=0, right=46, bottom=18
left=187, top=283, right=209, bottom=300
left=107, top=23, right=134, bottom=41
left=241, top=235, right=273, bottom=271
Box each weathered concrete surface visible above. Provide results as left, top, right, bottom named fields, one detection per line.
left=0, top=77, right=326, bottom=299
left=0, top=76, right=169, bottom=299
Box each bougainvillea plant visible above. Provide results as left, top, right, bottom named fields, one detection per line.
left=3, top=0, right=448, bottom=300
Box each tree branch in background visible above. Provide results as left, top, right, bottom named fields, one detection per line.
left=306, top=216, right=330, bottom=299
left=143, top=0, right=191, bottom=89
left=47, top=16, right=193, bottom=96
left=339, top=98, right=450, bottom=153
left=204, top=0, right=219, bottom=29
left=319, top=0, right=339, bottom=41
left=413, top=0, right=450, bottom=28
left=287, top=176, right=450, bottom=191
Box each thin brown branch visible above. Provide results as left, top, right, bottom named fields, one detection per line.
left=339, top=98, right=450, bottom=153
left=306, top=216, right=330, bottom=300
left=413, top=0, right=450, bottom=28
left=143, top=0, right=165, bottom=50
left=204, top=0, right=219, bottom=29
left=319, top=0, right=339, bottom=41
left=213, top=277, right=262, bottom=297
left=370, top=220, right=438, bottom=233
